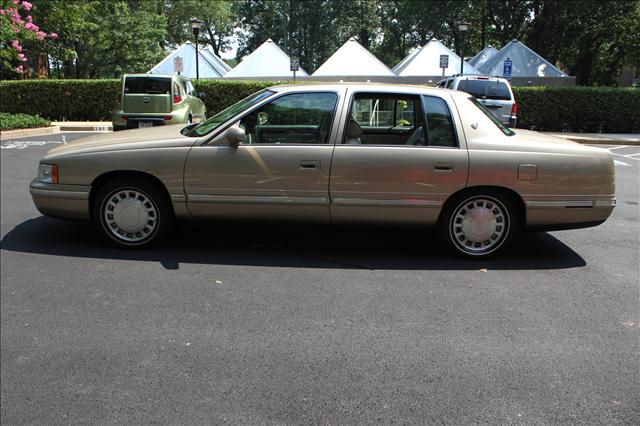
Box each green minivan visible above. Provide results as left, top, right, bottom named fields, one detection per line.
left=112, top=73, right=207, bottom=131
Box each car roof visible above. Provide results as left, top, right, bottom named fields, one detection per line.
left=269, top=82, right=463, bottom=97
left=123, top=73, right=184, bottom=80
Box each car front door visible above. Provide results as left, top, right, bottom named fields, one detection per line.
left=184, top=90, right=342, bottom=221
left=330, top=91, right=469, bottom=224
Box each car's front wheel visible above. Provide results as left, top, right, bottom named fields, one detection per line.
left=93, top=178, right=172, bottom=248
left=439, top=191, right=516, bottom=258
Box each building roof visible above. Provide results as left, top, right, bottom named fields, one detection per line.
left=312, top=37, right=396, bottom=77
left=476, top=39, right=568, bottom=77
left=150, top=41, right=229, bottom=78
left=468, top=45, right=499, bottom=69
left=224, top=38, right=308, bottom=78
left=392, top=46, right=422, bottom=73
left=393, top=39, right=481, bottom=77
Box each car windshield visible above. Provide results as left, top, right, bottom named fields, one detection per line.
left=187, top=89, right=275, bottom=137
left=457, top=79, right=511, bottom=100
left=469, top=97, right=515, bottom=136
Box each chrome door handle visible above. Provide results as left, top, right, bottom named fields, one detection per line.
left=433, top=162, right=453, bottom=172
left=300, top=160, right=321, bottom=170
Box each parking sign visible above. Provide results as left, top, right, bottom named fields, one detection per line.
left=503, top=58, right=513, bottom=80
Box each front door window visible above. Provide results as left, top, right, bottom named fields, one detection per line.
left=238, top=92, right=338, bottom=144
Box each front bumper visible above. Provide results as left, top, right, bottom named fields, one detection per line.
left=30, top=180, right=91, bottom=220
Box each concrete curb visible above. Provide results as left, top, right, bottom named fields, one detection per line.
left=1, top=126, right=59, bottom=139
left=563, top=138, right=640, bottom=146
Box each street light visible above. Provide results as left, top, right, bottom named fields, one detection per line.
left=189, top=18, right=205, bottom=80
left=457, top=22, right=471, bottom=75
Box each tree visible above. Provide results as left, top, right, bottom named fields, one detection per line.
left=28, top=0, right=167, bottom=78
left=162, top=0, right=236, bottom=56
left=0, top=0, right=57, bottom=78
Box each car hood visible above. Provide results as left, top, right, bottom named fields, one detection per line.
left=46, top=125, right=199, bottom=157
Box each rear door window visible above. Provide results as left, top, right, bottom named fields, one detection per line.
left=422, top=95, right=458, bottom=147
left=456, top=80, right=511, bottom=100
left=124, top=77, right=171, bottom=94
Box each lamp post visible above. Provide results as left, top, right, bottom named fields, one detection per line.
left=189, top=18, right=205, bottom=80
left=457, top=22, right=471, bottom=75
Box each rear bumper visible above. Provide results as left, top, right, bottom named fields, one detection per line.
left=30, top=180, right=91, bottom=220
left=111, top=108, right=189, bottom=129
left=524, top=196, right=616, bottom=231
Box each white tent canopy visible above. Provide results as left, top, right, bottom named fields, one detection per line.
left=392, top=46, right=422, bottom=73
left=468, top=45, right=498, bottom=69
left=476, top=39, right=568, bottom=77
left=150, top=41, right=230, bottom=78
left=393, top=39, right=481, bottom=77
left=225, top=38, right=308, bottom=78
left=312, top=37, right=395, bottom=77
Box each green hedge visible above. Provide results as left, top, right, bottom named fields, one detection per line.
left=0, top=80, right=120, bottom=121
left=0, top=112, right=51, bottom=131
left=1, top=79, right=638, bottom=133
left=512, top=87, right=640, bottom=133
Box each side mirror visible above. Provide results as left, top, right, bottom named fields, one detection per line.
left=224, top=126, right=245, bottom=146
left=197, top=91, right=206, bottom=99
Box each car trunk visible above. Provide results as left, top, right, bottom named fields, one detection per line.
left=122, top=76, right=172, bottom=114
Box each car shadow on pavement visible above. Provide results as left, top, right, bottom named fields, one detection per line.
left=1, top=217, right=586, bottom=271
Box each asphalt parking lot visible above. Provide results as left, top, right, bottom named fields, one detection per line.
left=1, top=132, right=639, bottom=424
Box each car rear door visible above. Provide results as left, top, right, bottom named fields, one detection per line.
left=329, top=90, right=469, bottom=224
left=184, top=90, right=345, bottom=221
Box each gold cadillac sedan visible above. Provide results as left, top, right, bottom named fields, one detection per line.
left=30, top=84, right=616, bottom=258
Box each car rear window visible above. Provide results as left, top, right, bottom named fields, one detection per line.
left=468, top=97, right=514, bottom=136
left=124, top=77, right=171, bottom=94
left=457, top=80, right=511, bottom=101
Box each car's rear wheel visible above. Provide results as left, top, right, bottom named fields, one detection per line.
left=93, top=178, right=172, bottom=248
left=439, top=190, right=516, bottom=258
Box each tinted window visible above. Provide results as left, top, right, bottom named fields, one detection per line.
left=239, top=92, right=338, bottom=144
left=124, top=77, right=171, bottom=94
left=422, top=96, right=457, bottom=147
left=456, top=80, right=511, bottom=100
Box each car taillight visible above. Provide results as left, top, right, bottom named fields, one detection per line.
left=173, top=93, right=181, bottom=104
left=122, top=115, right=128, bottom=121
left=163, top=116, right=172, bottom=121
left=116, top=93, right=121, bottom=104
left=511, top=103, right=517, bottom=116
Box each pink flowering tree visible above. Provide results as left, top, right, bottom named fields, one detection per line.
left=0, top=0, right=56, bottom=76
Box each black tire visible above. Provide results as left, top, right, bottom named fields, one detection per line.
left=438, top=190, right=517, bottom=258
left=93, top=177, right=173, bottom=248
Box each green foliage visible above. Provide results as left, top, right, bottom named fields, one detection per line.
left=0, top=112, right=50, bottom=130
left=512, top=87, right=640, bottom=133
left=27, top=0, right=167, bottom=79
left=1, top=80, right=638, bottom=133
left=0, top=79, right=119, bottom=120
left=161, top=0, right=236, bottom=56
left=0, top=0, right=54, bottom=77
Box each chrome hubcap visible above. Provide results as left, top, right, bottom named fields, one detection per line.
left=103, top=189, right=158, bottom=243
left=450, top=196, right=508, bottom=254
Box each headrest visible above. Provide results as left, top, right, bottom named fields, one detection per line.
left=348, top=117, right=362, bottom=138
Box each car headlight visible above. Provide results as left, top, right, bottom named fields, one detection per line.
left=37, top=164, right=58, bottom=183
